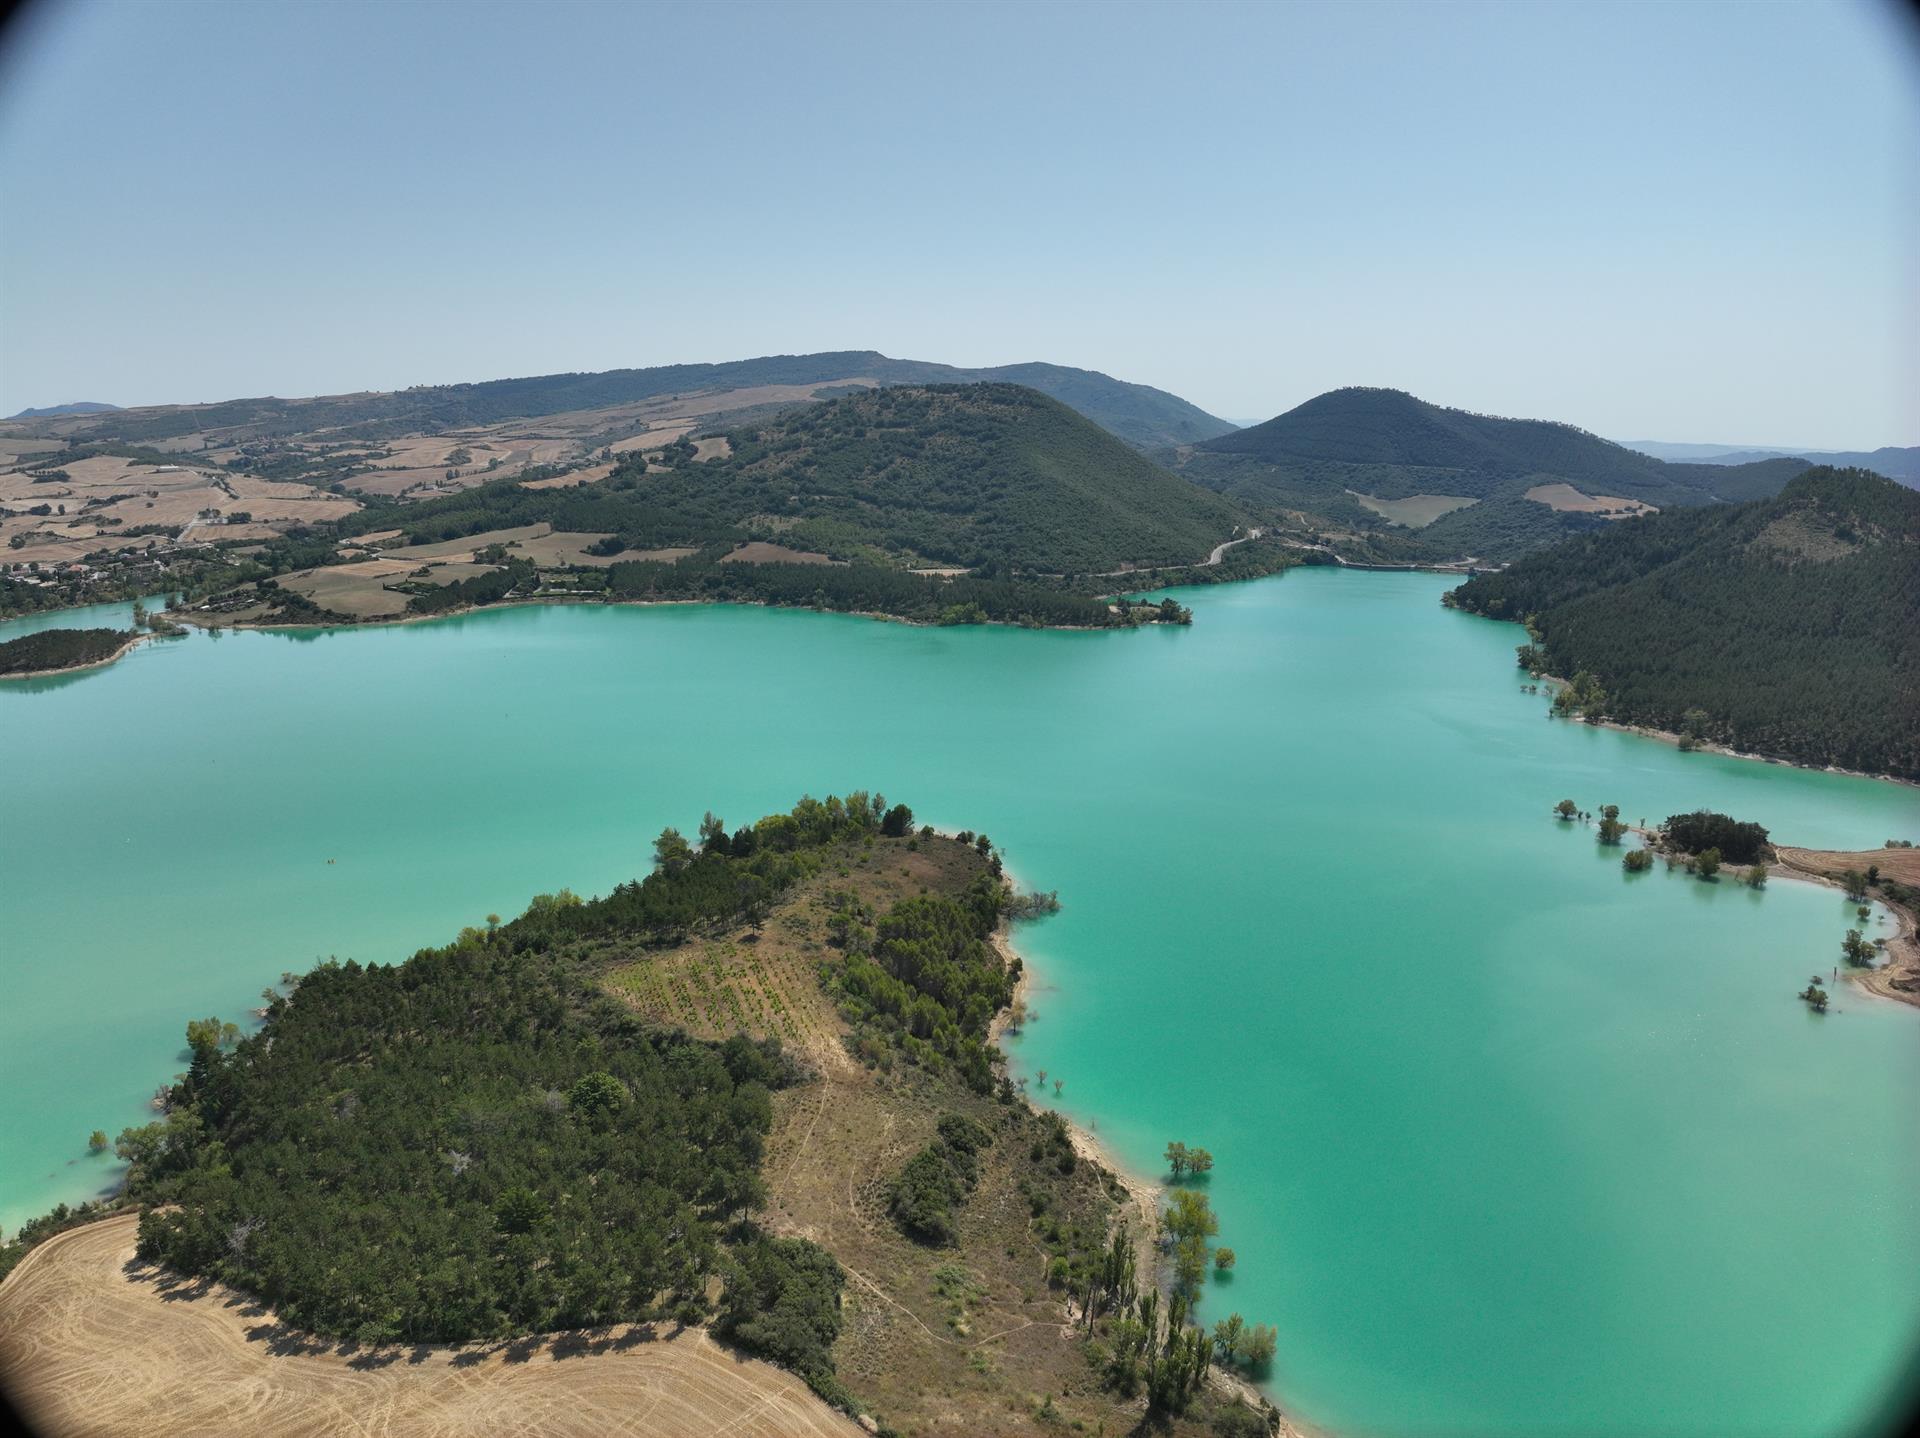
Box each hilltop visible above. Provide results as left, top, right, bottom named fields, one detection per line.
left=1446, top=467, right=1920, bottom=779
left=1175, top=387, right=1814, bottom=560
left=6, top=351, right=1232, bottom=455
left=7, top=401, right=121, bottom=419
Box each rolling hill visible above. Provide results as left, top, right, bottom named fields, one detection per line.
left=367, top=383, right=1247, bottom=577
left=1446, top=467, right=1919, bottom=779
left=1176, top=387, right=1814, bottom=559
left=8, top=401, right=120, bottom=418
left=20, top=353, right=1233, bottom=453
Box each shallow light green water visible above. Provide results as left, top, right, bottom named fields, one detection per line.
left=3, top=570, right=1916, bottom=1436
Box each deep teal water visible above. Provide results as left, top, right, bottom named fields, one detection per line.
left=3, top=571, right=1916, bottom=1435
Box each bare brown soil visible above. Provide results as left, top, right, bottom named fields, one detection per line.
left=0, top=1215, right=861, bottom=1438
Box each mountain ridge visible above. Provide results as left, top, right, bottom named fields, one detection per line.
left=12, top=353, right=1234, bottom=453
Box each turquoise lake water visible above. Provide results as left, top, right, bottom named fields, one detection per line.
left=3, top=570, right=1916, bottom=1435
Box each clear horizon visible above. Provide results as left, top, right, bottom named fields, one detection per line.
left=2, top=0, right=1916, bottom=448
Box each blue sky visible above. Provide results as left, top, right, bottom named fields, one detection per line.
left=1, top=0, right=1914, bottom=445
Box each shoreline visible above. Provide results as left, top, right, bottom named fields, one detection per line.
left=1532, top=672, right=1916, bottom=791
left=988, top=917, right=1316, bottom=1438
left=175, top=592, right=1126, bottom=636
left=1770, top=847, right=1920, bottom=1011
left=0, top=630, right=150, bottom=682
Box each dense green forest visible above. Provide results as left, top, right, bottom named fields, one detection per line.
left=358, top=385, right=1243, bottom=577
left=33, top=351, right=1233, bottom=450
left=1178, top=387, right=1816, bottom=561
left=0, top=625, right=131, bottom=674
left=1448, top=468, right=1919, bottom=779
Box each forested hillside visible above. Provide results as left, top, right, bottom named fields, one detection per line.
left=1179, top=387, right=1814, bottom=560
left=1447, top=468, right=1919, bottom=779
left=361, top=384, right=1247, bottom=576
left=33, top=352, right=1233, bottom=451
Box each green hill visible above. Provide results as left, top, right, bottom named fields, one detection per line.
left=1180, top=387, right=1811, bottom=560
left=377, top=384, right=1245, bottom=577
left=1446, top=467, right=1919, bottom=779
left=46, top=352, right=1233, bottom=452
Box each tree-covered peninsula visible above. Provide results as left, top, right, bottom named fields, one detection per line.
left=46, top=793, right=1282, bottom=1436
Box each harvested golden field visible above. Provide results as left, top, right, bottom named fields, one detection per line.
left=721, top=541, right=839, bottom=565
left=396, top=524, right=552, bottom=561
left=1776, top=845, right=1920, bottom=888
left=511, top=532, right=695, bottom=568
left=1523, top=482, right=1656, bottom=517
left=692, top=436, right=732, bottom=462
left=0, top=1214, right=862, bottom=1438
left=522, top=461, right=617, bottom=490
left=277, top=558, right=493, bottom=619
left=610, top=423, right=693, bottom=454
left=1349, top=491, right=1478, bottom=528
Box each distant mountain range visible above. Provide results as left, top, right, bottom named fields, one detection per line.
left=1448, top=467, right=1919, bottom=780
left=1171, top=387, right=1818, bottom=560
left=10, top=353, right=1233, bottom=453
left=1622, top=438, right=1920, bottom=485
left=8, top=401, right=121, bottom=418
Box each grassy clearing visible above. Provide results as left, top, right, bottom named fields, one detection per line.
left=1349, top=491, right=1479, bottom=527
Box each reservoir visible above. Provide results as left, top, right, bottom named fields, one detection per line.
left=3, top=568, right=1915, bottom=1435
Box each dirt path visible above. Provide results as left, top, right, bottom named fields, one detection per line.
left=0, top=1214, right=861, bottom=1438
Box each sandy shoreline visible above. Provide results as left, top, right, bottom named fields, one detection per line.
left=988, top=918, right=1316, bottom=1438
left=1770, top=848, right=1920, bottom=1011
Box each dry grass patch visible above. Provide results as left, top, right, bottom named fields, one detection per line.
left=522, top=462, right=617, bottom=491
left=721, top=541, right=840, bottom=566
left=610, top=424, right=693, bottom=454
left=1524, top=482, right=1656, bottom=517
left=1349, top=491, right=1479, bottom=528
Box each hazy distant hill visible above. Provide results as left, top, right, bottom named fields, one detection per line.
left=1176, top=387, right=1812, bottom=559
left=8, top=401, right=120, bottom=418
left=370, top=383, right=1247, bottom=576
left=1623, top=438, right=1920, bottom=485
left=1448, top=467, right=1919, bottom=779
left=30, top=353, right=1233, bottom=452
